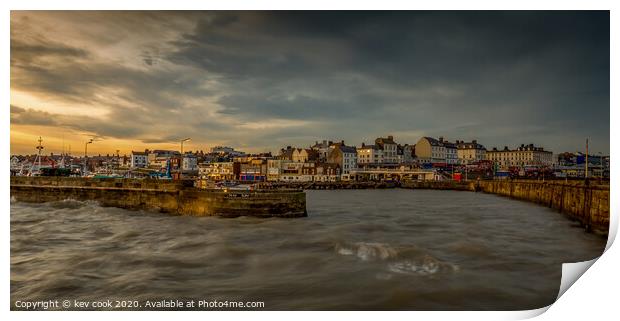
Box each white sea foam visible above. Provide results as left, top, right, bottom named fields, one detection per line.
left=336, top=242, right=459, bottom=276
left=388, top=255, right=459, bottom=276
left=335, top=242, right=399, bottom=261
left=337, top=248, right=354, bottom=256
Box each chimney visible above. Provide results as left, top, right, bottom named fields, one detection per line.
left=439, top=136, right=444, bottom=143
left=362, top=142, right=365, bottom=147
left=388, top=135, right=393, bottom=141
left=472, top=140, right=477, bottom=144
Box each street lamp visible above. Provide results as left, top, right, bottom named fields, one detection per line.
left=598, top=152, right=603, bottom=179
left=180, top=138, right=191, bottom=155
left=84, top=139, right=93, bottom=175
left=179, top=138, right=191, bottom=179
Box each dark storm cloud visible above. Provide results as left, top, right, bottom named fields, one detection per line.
left=10, top=39, right=89, bottom=63
left=166, top=11, right=609, bottom=152
left=11, top=38, right=192, bottom=109
left=217, top=92, right=390, bottom=120
left=11, top=104, right=146, bottom=138
left=11, top=11, right=609, bottom=153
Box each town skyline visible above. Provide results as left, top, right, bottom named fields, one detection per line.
left=8, top=133, right=607, bottom=157
left=10, top=11, right=610, bottom=155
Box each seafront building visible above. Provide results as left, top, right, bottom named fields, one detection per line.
left=374, top=136, right=398, bottom=164
left=357, top=143, right=384, bottom=165
left=443, top=140, right=458, bottom=165
left=292, top=148, right=319, bottom=163
left=310, top=140, right=332, bottom=162
left=147, top=150, right=180, bottom=165
left=485, top=144, right=554, bottom=168
left=357, top=136, right=414, bottom=167
left=130, top=151, right=148, bottom=168
left=414, top=137, right=447, bottom=164
left=327, top=142, right=358, bottom=180
left=399, top=144, right=415, bottom=164
left=182, top=154, right=198, bottom=171
left=198, top=162, right=235, bottom=181
left=414, top=136, right=459, bottom=165
left=456, top=140, right=486, bottom=164
left=15, top=133, right=590, bottom=181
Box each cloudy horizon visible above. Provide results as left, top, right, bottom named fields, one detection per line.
left=10, top=11, right=610, bottom=156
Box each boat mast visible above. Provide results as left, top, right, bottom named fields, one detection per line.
left=28, top=136, right=44, bottom=176
left=60, top=134, right=65, bottom=168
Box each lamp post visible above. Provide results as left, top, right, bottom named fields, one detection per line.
left=84, top=139, right=93, bottom=175
left=465, top=162, right=468, bottom=181
left=585, top=138, right=589, bottom=179
left=180, top=138, right=191, bottom=155
left=179, top=138, right=191, bottom=179
left=598, top=152, right=603, bottom=179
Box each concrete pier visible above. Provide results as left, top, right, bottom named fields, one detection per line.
left=10, top=177, right=307, bottom=218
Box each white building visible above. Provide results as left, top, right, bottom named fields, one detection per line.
left=130, top=151, right=148, bottom=168
left=443, top=140, right=458, bottom=165
left=278, top=162, right=315, bottom=182
left=328, top=143, right=357, bottom=180
left=182, top=154, right=198, bottom=171
left=198, top=162, right=235, bottom=180
left=456, top=140, right=486, bottom=164
left=486, top=144, right=554, bottom=168
left=415, top=137, right=446, bottom=163
left=400, top=144, right=414, bottom=164
left=357, top=144, right=383, bottom=165
left=375, top=136, right=398, bottom=164
left=267, top=159, right=284, bottom=181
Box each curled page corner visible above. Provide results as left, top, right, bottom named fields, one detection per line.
left=556, top=257, right=599, bottom=301
left=515, top=258, right=602, bottom=320
left=509, top=305, right=552, bottom=320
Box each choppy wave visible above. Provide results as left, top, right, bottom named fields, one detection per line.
left=47, top=198, right=101, bottom=209
left=335, top=242, right=399, bottom=261
left=387, top=255, right=460, bottom=276
left=334, top=241, right=459, bottom=276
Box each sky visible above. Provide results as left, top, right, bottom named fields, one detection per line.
left=10, top=11, right=610, bottom=156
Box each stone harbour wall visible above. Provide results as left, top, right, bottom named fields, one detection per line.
left=9, top=177, right=609, bottom=233
left=474, top=179, right=609, bottom=235
left=10, top=177, right=307, bottom=218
